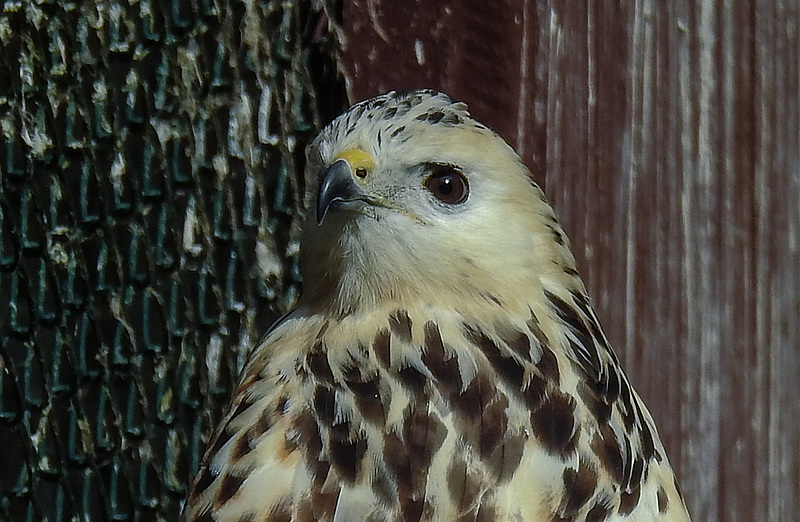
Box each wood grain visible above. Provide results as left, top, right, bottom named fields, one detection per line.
left=339, top=1, right=800, bottom=520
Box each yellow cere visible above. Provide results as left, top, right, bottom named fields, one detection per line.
left=334, top=149, right=375, bottom=174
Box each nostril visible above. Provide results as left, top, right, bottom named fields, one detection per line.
left=355, top=168, right=368, bottom=178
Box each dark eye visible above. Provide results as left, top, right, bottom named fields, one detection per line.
left=424, top=166, right=468, bottom=204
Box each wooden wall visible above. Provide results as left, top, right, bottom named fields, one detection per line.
left=338, top=1, right=800, bottom=520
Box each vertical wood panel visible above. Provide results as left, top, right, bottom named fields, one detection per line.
left=339, top=1, right=800, bottom=519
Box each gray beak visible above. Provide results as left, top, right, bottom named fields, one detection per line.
left=316, top=159, right=364, bottom=224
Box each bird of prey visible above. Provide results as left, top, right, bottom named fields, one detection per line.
left=183, top=90, right=691, bottom=521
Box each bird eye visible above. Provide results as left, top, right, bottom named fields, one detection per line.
left=424, top=165, right=468, bottom=204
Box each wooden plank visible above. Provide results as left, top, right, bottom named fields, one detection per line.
left=339, top=1, right=800, bottom=519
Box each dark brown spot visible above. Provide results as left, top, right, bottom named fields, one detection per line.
left=621, top=405, right=636, bottom=432
left=304, top=454, right=331, bottom=493
left=207, top=425, right=235, bottom=460
left=544, top=290, right=581, bottom=331
left=618, top=485, right=641, bottom=515
left=295, top=499, right=315, bottom=522
left=232, top=414, right=273, bottom=461
left=384, top=432, right=413, bottom=494
left=266, top=503, right=291, bottom=522
left=484, top=432, right=525, bottom=483
left=452, top=374, right=494, bottom=424
left=591, top=425, right=624, bottom=485
left=389, top=310, right=413, bottom=343
left=441, top=112, right=462, bottom=125
left=217, top=473, right=245, bottom=505
left=345, top=375, right=384, bottom=424
left=630, top=456, right=645, bottom=487
left=482, top=293, right=503, bottom=306
left=382, top=410, right=448, bottom=508
left=478, top=397, right=508, bottom=458
left=561, top=463, right=597, bottom=516
left=620, top=436, right=634, bottom=487
left=231, top=433, right=251, bottom=461
left=383, top=439, right=430, bottom=519
left=567, top=337, right=601, bottom=383
left=401, top=498, right=424, bottom=521
left=530, top=393, right=577, bottom=455
left=547, top=224, right=565, bottom=245
left=545, top=290, right=602, bottom=379
left=315, top=321, right=330, bottom=340
left=465, top=326, right=524, bottom=390
left=475, top=501, right=497, bottom=522
left=228, top=394, right=255, bottom=423
left=524, top=374, right=548, bottom=410
left=373, top=328, right=391, bottom=368
left=307, top=342, right=335, bottom=384
left=640, top=422, right=656, bottom=460
left=191, top=466, right=216, bottom=497
left=585, top=501, right=611, bottom=522
left=578, top=382, right=612, bottom=424
left=526, top=311, right=550, bottom=348
left=422, top=321, right=461, bottom=394
left=341, top=364, right=361, bottom=382
left=257, top=410, right=272, bottom=435
left=603, top=369, right=621, bottom=402
left=284, top=438, right=300, bottom=460
left=619, top=377, right=631, bottom=406
left=570, top=293, right=611, bottom=359
left=448, top=458, right=482, bottom=512
left=621, top=402, right=637, bottom=432
left=427, top=110, right=445, bottom=123
left=537, top=346, right=561, bottom=384
left=313, top=386, right=336, bottom=425
left=294, top=410, right=322, bottom=458
left=657, top=485, right=669, bottom=513
left=330, top=418, right=351, bottom=441
left=276, top=396, right=289, bottom=415
left=310, top=488, right=340, bottom=519
left=371, top=466, right=396, bottom=504
left=330, top=436, right=366, bottom=483
left=570, top=290, right=591, bottom=312
left=403, top=409, right=447, bottom=470
left=396, top=365, right=426, bottom=395
left=496, top=324, right=533, bottom=362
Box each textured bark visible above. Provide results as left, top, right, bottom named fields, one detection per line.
left=0, top=1, right=344, bottom=520
left=339, top=1, right=800, bottom=520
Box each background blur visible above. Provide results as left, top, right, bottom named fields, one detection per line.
left=0, top=1, right=797, bottom=520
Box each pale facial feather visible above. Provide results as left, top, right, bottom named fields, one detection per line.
left=300, top=99, right=578, bottom=317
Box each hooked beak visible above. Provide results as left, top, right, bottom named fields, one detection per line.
left=316, top=159, right=365, bottom=224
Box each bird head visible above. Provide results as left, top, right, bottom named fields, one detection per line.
left=300, top=90, right=578, bottom=315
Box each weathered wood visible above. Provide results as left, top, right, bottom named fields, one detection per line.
left=340, top=1, right=800, bottom=520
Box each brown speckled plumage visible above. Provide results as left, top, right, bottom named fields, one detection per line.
left=183, top=90, right=690, bottom=521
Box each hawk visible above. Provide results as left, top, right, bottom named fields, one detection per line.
left=184, top=90, right=691, bottom=521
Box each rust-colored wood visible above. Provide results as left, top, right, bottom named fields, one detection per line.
left=339, top=1, right=800, bottom=520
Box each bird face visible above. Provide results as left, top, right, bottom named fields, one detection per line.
left=300, top=90, right=573, bottom=314
left=314, top=148, right=470, bottom=226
